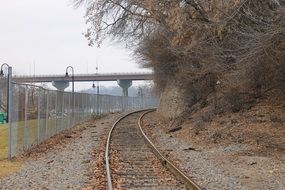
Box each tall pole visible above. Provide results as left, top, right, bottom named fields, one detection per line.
left=1, top=64, right=13, bottom=159
left=72, top=73, right=74, bottom=125
left=0, top=63, right=10, bottom=123
left=92, top=82, right=96, bottom=114
left=65, top=66, right=74, bottom=125
left=7, top=67, right=12, bottom=159
left=96, top=65, right=99, bottom=115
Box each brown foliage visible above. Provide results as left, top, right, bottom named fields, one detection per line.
left=76, top=0, right=285, bottom=116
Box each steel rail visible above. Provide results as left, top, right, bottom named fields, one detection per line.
left=105, top=109, right=201, bottom=190
left=104, top=109, right=151, bottom=190
left=138, top=110, right=202, bottom=190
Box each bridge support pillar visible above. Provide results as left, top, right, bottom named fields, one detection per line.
left=52, top=81, right=70, bottom=91
left=117, top=79, right=132, bottom=97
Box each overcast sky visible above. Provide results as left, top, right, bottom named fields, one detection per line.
left=0, top=0, right=149, bottom=90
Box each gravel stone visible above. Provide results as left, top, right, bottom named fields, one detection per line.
left=0, top=127, right=95, bottom=189
left=0, top=114, right=121, bottom=190
left=143, top=125, right=285, bottom=190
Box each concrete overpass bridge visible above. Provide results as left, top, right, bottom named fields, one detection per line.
left=12, top=72, right=154, bottom=96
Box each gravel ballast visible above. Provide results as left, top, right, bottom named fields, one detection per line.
left=142, top=112, right=285, bottom=190
left=0, top=114, right=121, bottom=190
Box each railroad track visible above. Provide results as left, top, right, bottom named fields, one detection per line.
left=105, top=110, right=201, bottom=190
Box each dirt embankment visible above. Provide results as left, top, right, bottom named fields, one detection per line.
left=152, top=79, right=285, bottom=189
left=161, top=100, right=284, bottom=157
left=157, top=80, right=285, bottom=157
left=143, top=109, right=285, bottom=189
left=151, top=76, right=285, bottom=188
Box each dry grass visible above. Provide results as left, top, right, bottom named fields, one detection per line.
left=0, top=160, right=22, bottom=178
left=0, top=124, right=8, bottom=160
left=0, top=124, right=22, bottom=178
left=0, top=112, right=87, bottom=179
left=0, top=117, right=71, bottom=178
left=0, top=117, right=72, bottom=160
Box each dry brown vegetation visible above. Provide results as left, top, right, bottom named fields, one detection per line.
left=75, top=0, right=285, bottom=123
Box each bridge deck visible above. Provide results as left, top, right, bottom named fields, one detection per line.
left=10, top=72, right=153, bottom=83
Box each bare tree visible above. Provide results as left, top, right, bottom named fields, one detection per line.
left=76, top=0, right=285, bottom=116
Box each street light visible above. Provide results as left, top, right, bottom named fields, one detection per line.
left=0, top=63, right=11, bottom=123
left=0, top=63, right=9, bottom=77
left=91, top=82, right=96, bottom=114
left=96, top=65, right=100, bottom=115
left=65, top=66, right=74, bottom=125
left=0, top=63, right=12, bottom=160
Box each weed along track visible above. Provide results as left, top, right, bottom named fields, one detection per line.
left=105, top=110, right=201, bottom=190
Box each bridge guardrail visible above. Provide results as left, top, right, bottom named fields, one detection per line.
left=9, top=72, right=154, bottom=83
left=13, top=72, right=153, bottom=78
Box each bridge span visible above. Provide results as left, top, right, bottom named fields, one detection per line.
left=11, top=72, right=154, bottom=96
left=12, top=72, right=153, bottom=83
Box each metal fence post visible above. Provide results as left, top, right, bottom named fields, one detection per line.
left=82, top=94, right=84, bottom=120
left=37, top=88, right=41, bottom=144
left=107, top=96, right=110, bottom=113
left=96, top=93, right=99, bottom=116
left=24, top=85, right=28, bottom=149
left=7, top=67, right=12, bottom=159
left=101, top=95, right=103, bottom=115
left=55, top=91, right=58, bottom=134
left=73, top=93, right=76, bottom=125
left=68, top=93, right=71, bottom=128
left=61, top=92, right=64, bottom=130
left=86, top=94, right=89, bottom=117
left=80, top=93, right=83, bottom=121
left=45, top=91, right=49, bottom=139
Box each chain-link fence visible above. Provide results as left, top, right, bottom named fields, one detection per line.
left=0, top=81, right=158, bottom=159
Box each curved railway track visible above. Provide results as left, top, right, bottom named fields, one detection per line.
left=105, top=110, right=201, bottom=190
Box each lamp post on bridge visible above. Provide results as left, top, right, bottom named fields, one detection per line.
left=0, top=63, right=12, bottom=159
left=65, top=66, right=74, bottom=125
